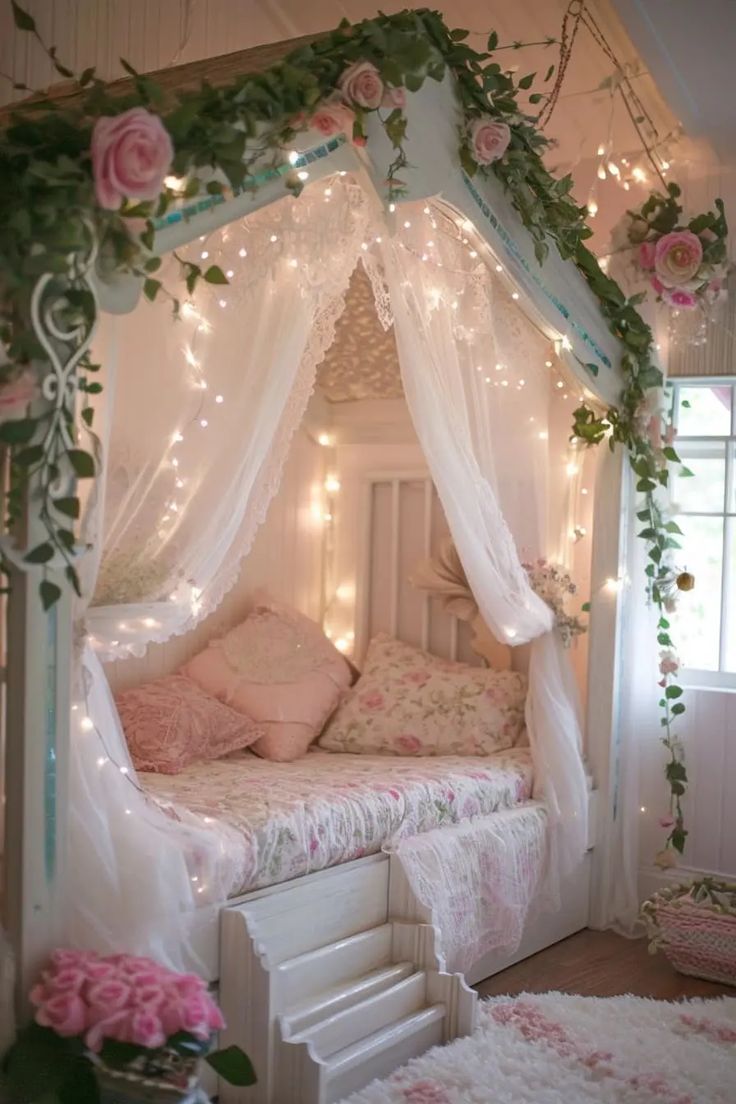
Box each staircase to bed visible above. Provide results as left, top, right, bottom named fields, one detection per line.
left=219, top=854, right=477, bottom=1104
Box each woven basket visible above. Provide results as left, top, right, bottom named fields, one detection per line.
left=640, top=878, right=736, bottom=986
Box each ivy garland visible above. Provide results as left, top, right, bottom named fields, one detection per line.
left=0, top=3, right=717, bottom=861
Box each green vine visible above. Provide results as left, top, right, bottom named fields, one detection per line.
left=0, top=4, right=720, bottom=860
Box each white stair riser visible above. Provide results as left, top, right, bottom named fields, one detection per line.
left=325, top=1007, right=446, bottom=1104
left=277, top=924, right=393, bottom=1008
left=295, top=972, right=428, bottom=1059
left=285, top=962, right=415, bottom=1035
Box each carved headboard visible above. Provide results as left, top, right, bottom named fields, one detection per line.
left=354, top=472, right=512, bottom=670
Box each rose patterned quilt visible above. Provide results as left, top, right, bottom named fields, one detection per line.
left=141, top=747, right=533, bottom=897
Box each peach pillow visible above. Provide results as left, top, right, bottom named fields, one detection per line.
left=182, top=602, right=353, bottom=761
left=319, top=634, right=527, bottom=756
left=116, top=673, right=263, bottom=774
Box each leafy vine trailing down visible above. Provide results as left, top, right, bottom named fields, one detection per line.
left=0, top=3, right=717, bottom=860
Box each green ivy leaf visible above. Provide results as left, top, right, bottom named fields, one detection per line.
left=67, top=449, right=95, bottom=479
left=671, top=702, right=686, bottom=716
left=11, top=1, right=36, bottom=32
left=203, top=265, right=229, bottom=285
left=40, top=579, right=62, bottom=610
left=25, top=542, right=55, bottom=565
left=54, top=496, right=80, bottom=519
left=143, top=278, right=162, bottom=302
left=665, top=685, right=683, bottom=700
left=518, top=72, right=536, bottom=90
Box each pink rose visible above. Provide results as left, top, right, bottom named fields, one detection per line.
left=49, top=949, right=93, bottom=971
left=397, top=734, right=421, bottom=754
left=132, top=983, right=167, bottom=1010
left=0, top=370, right=37, bottom=421
left=650, top=274, right=666, bottom=297
left=179, top=994, right=214, bottom=1040
left=91, top=107, right=174, bottom=211
left=130, top=1009, right=166, bottom=1049
left=638, top=241, right=656, bottom=270
left=654, top=230, right=703, bottom=288
left=664, top=287, right=697, bottom=310
left=174, top=972, right=208, bottom=996
left=338, top=60, right=384, bottom=110
left=309, top=102, right=354, bottom=138
left=85, top=1010, right=131, bottom=1053
left=468, top=116, right=511, bottom=166
left=86, top=978, right=132, bottom=1012
left=382, top=86, right=406, bottom=109
left=659, top=814, right=675, bottom=829
left=35, top=992, right=87, bottom=1037
left=659, top=650, right=679, bottom=676
left=45, top=966, right=87, bottom=994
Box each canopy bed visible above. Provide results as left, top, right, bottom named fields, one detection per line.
left=0, top=12, right=652, bottom=1104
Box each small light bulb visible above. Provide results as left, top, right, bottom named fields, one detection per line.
left=226, top=269, right=234, bottom=278
left=403, top=220, right=411, bottom=229
left=581, top=488, right=588, bottom=495
left=297, top=170, right=309, bottom=181
left=545, top=360, right=553, bottom=368
left=97, top=757, right=107, bottom=767
left=587, top=199, right=598, bottom=217
left=270, top=234, right=278, bottom=243
left=538, top=431, right=549, bottom=440
left=511, top=291, right=520, bottom=300
left=335, top=637, right=349, bottom=653
left=597, top=144, right=606, bottom=157
left=200, top=418, right=209, bottom=428
left=495, top=264, right=503, bottom=272
left=219, top=299, right=227, bottom=308
left=215, top=394, right=224, bottom=404
left=566, top=462, right=578, bottom=476
left=597, top=165, right=607, bottom=180
left=325, top=476, right=341, bottom=494
left=389, top=203, right=396, bottom=213
left=318, top=433, right=332, bottom=447
left=288, top=258, right=298, bottom=268
left=288, top=150, right=300, bottom=165
left=239, top=247, right=247, bottom=258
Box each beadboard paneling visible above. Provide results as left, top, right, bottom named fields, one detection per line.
left=105, top=426, right=326, bottom=693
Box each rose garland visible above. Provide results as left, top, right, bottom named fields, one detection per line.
left=0, top=5, right=722, bottom=862
left=628, top=183, right=729, bottom=312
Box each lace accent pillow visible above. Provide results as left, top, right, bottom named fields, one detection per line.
left=319, top=634, right=527, bottom=757
left=182, top=601, right=353, bottom=762
left=116, top=674, right=263, bottom=774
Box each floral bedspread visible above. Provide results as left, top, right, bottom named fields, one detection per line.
left=141, top=748, right=533, bottom=897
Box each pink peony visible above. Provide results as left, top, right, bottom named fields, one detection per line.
left=638, top=241, right=657, bottom=270
left=382, top=85, right=406, bottom=109
left=338, top=60, right=384, bottom=110
left=468, top=116, right=511, bottom=166
left=91, top=107, right=174, bottom=211
left=654, top=230, right=703, bottom=288
left=35, top=992, right=87, bottom=1037
left=659, top=814, right=676, bottom=829
left=0, top=369, right=37, bottom=421
left=309, top=102, right=354, bottom=138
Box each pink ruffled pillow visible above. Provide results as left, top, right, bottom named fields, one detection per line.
left=319, top=634, right=527, bottom=756
left=182, top=601, right=353, bottom=762
left=116, top=673, right=263, bottom=774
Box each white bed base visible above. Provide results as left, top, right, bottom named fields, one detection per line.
left=210, top=791, right=596, bottom=1104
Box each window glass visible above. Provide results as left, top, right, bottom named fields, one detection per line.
left=671, top=441, right=726, bottom=514
left=674, top=514, right=724, bottom=671
left=676, top=384, right=731, bottom=437
left=724, top=520, right=736, bottom=673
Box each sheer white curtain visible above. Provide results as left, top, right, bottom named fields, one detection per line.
left=68, top=177, right=373, bottom=966
left=382, top=202, right=589, bottom=881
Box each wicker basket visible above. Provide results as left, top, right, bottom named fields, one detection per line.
left=640, top=877, right=736, bottom=986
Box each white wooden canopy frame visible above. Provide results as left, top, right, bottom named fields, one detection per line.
left=2, top=40, right=632, bottom=1099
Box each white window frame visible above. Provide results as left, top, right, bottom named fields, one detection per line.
left=671, top=376, right=736, bottom=691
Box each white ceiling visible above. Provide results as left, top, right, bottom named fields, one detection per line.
left=613, top=0, right=736, bottom=161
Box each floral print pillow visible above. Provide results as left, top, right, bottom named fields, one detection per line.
left=319, top=635, right=527, bottom=756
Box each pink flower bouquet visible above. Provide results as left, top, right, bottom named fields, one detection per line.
left=628, top=184, right=730, bottom=312
left=3, top=949, right=255, bottom=1103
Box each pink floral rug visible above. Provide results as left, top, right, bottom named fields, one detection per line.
left=342, top=992, right=736, bottom=1103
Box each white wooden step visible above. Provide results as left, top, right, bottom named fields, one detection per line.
left=324, top=1005, right=446, bottom=1104
left=284, top=961, right=415, bottom=1035
left=289, top=971, right=428, bottom=1060
left=276, top=924, right=393, bottom=1008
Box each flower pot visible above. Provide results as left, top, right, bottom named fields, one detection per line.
left=93, top=1057, right=207, bottom=1104
left=641, top=878, right=736, bottom=986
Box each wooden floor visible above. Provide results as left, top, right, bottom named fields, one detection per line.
left=476, top=929, right=734, bottom=1001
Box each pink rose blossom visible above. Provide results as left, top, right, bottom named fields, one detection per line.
left=35, top=992, right=87, bottom=1037
left=638, top=241, right=657, bottom=270
left=45, top=966, right=87, bottom=994
left=654, top=230, right=703, bottom=288
left=338, top=60, right=384, bottom=110
left=86, top=978, right=132, bottom=1012
left=659, top=814, right=676, bottom=829
left=468, top=116, right=511, bottom=166
left=664, top=287, right=698, bottom=310
left=130, top=1009, right=166, bottom=1049
left=91, top=107, right=174, bottom=211
left=308, top=102, right=354, bottom=138
left=0, top=370, right=37, bottom=421
left=132, top=983, right=167, bottom=1009
left=85, top=1010, right=131, bottom=1053
left=84, top=960, right=118, bottom=982
left=382, top=85, right=406, bottom=109
left=174, top=972, right=208, bottom=996
left=49, top=949, right=92, bottom=971
left=179, top=994, right=214, bottom=1040
left=659, top=650, right=679, bottom=676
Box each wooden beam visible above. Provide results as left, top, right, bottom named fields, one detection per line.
left=1, top=30, right=326, bottom=123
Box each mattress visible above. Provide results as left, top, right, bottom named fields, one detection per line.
left=141, top=747, right=533, bottom=897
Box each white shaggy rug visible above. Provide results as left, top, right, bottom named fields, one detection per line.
left=342, top=993, right=736, bottom=1104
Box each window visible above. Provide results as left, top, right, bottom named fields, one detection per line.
left=670, top=380, right=736, bottom=681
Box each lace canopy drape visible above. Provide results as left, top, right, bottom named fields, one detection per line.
left=70, top=173, right=588, bottom=965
